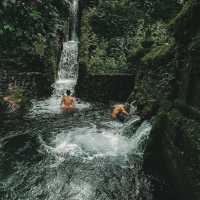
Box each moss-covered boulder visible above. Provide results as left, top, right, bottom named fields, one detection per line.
left=144, top=107, right=200, bottom=200
left=171, top=0, right=200, bottom=108
left=129, top=43, right=176, bottom=119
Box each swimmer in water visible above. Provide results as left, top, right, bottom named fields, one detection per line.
left=61, top=90, right=76, bottom=112
left=112, top=104, right=129, bottom=122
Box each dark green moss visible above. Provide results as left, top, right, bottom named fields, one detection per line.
left=169, top=0, right=192, bottom=29
left=169, top=0, right=200, bottom=43
left=189, top=32, right=200, bottom=52
left=142, top=43, right=171, bottom=64
left=130, top=1, right=200, bottom=199
left=144, top=108, right=200, bottom=199
left=80, top=0, right=182, bottom=74
left=0, top=0, right=69, bottom=76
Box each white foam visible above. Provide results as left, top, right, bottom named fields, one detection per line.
left=46, top=179, right=93, bottom=200
left=55, top=143, right=81, bottom=156
left=76, top=101, right=91, bottom=110
left=49, top=121, right=151, bottom=159
left=70, top=181, right=93, bottom=200
left=29, top=98, right=91, bottom=115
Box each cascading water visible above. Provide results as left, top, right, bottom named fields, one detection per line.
left=54, top=0, right=79, bottom=96
left=30, top=0, right=85, bottom=114
left=70, top=0, right=79, bottom=41
left=53, top=41, right=78, bottom=96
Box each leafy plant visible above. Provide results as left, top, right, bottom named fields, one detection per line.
left=33, top=33, right=47, bottom=57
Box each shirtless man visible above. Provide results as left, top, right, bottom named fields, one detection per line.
left=112, top=104, right=129, bottom=122
left=61, top=90, right=76, bottom=112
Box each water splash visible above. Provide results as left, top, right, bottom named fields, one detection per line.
left=39, top=119, right=152, bottom=200
left=44, top=120, right=151, bottom=161
left=2, top=104, right=153, bottom=200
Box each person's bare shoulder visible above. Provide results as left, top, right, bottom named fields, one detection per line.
left=70, top=96, right=75, bottom=102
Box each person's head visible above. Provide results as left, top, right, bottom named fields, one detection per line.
left=66, top=90, right=71, bottom=96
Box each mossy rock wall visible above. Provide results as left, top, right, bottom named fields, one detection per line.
left=173, top=0, right=200, bottom=108
left=131, top=0, right=200, bottom=113
left=129, top=43, right=176, bottom=118
left=76, top=73, right=135, bottom=102
left=130, top=1, right=200, bottom=199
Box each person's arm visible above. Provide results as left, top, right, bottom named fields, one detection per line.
left=112, top=111, right=117, bottom=119
left=122, top=108, right=129, bottom=116
left=112, top=108, right=118, bottom=119
left=71, top=97, right=76, bottom=107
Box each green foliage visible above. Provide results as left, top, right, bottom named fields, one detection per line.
left=80, top=0, right=182, bottom=74
left=9, top=87, right=27, bottom=105
left=169, top=0, right=200, bottom=45
left=169, top=0, right=192, bottom=28
left=89, top=0, right=139, bottom=38
left=33, top=33, right=47, bottom=57
left=30, top=9, right=42, bottom=20
left=144, top=0, right=185, bottom=21
left=142, top=43, right=171, bottom=63
left=0, top=0, right=69, bottom=73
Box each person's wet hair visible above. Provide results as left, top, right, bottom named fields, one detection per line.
left=66, top=90, right=71, bottom=96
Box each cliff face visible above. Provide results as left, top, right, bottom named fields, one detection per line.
left=129, top=1, right=200, bottom=199
left=0, top=0, right=69, bottom=97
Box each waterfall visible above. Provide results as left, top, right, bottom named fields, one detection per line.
left=54, top=0, right=79, bottom=96
left=70, top=0, right=79, bottom=41
left=29, top=0, right=81, bottom=114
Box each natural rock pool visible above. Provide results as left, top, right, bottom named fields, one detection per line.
left=0, top=99, right=152, bottom=200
